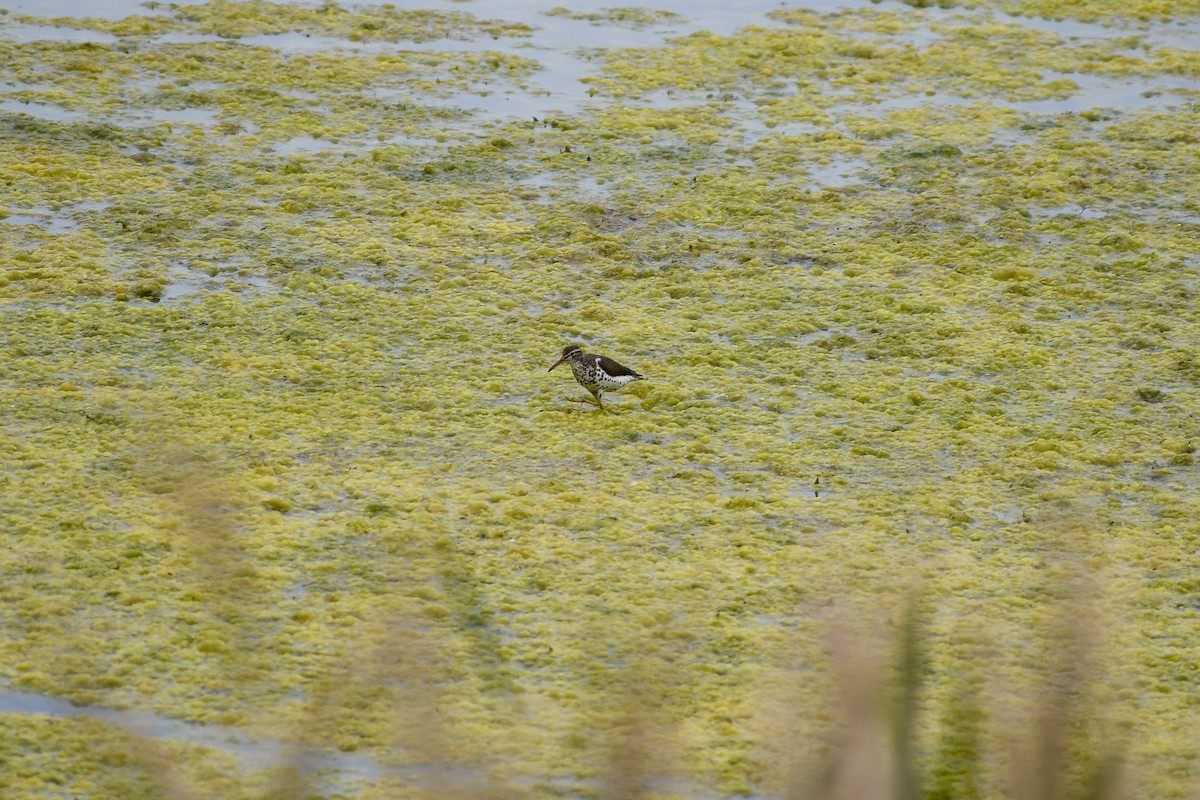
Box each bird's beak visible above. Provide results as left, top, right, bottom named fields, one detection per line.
left=548, top=357, right=567, bottom=372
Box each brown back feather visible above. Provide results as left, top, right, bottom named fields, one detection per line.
left=595, top=354, right=643, bottom=379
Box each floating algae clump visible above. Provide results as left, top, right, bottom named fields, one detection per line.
left=891, top=0, right=1200, bottom=23
left=1, top=0, right=1200, bottom=797
left=544, top=6, right=685, bottom=28
left=43, top=1, right=535, bottom=42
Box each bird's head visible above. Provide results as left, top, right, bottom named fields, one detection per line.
left=548, top=344, right=583, bottom=372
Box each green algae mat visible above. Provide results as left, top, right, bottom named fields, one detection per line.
left=1, top=0, right=1199, bottom=797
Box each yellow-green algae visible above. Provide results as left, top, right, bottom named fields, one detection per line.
left=544, top=6, right=685, bottom=28
left=29, top=1, right=536, bottom=42
left=0, top=713, right=268, bottom=797
left=1, top=0, right=1200, bottom=797
left=891, top=0, right=1200, bottom=24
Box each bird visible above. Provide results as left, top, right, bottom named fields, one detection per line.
left=548, top=344, right=645, bottom=410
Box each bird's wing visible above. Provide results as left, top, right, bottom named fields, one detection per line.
left=596, top=355, right=643, bottom=379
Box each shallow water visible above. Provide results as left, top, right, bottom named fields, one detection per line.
left=5, top=0, right=1197, bottom=123
left=0, top=686, right=491, bottom=793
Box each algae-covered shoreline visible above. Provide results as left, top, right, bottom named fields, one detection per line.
left=1, top=0, right=1198, bottom=797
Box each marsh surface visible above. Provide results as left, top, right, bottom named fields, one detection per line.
left=1, top=0, right=1198, bottom=797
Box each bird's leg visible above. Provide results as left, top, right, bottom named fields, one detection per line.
left=595, top=392, right=605, bottom=411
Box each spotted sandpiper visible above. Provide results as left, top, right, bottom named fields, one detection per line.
left=548, top=344, right=645, bottom=410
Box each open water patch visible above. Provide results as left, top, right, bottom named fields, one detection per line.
left=0, top=22, right=119, bottom=43
left=0, top=686, right=489, bottom=795
left=156, top=262, right=277, bottom=304
left=1, top=200, right=114, bottom=234
left=0, top=99, right=87, bottom=122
